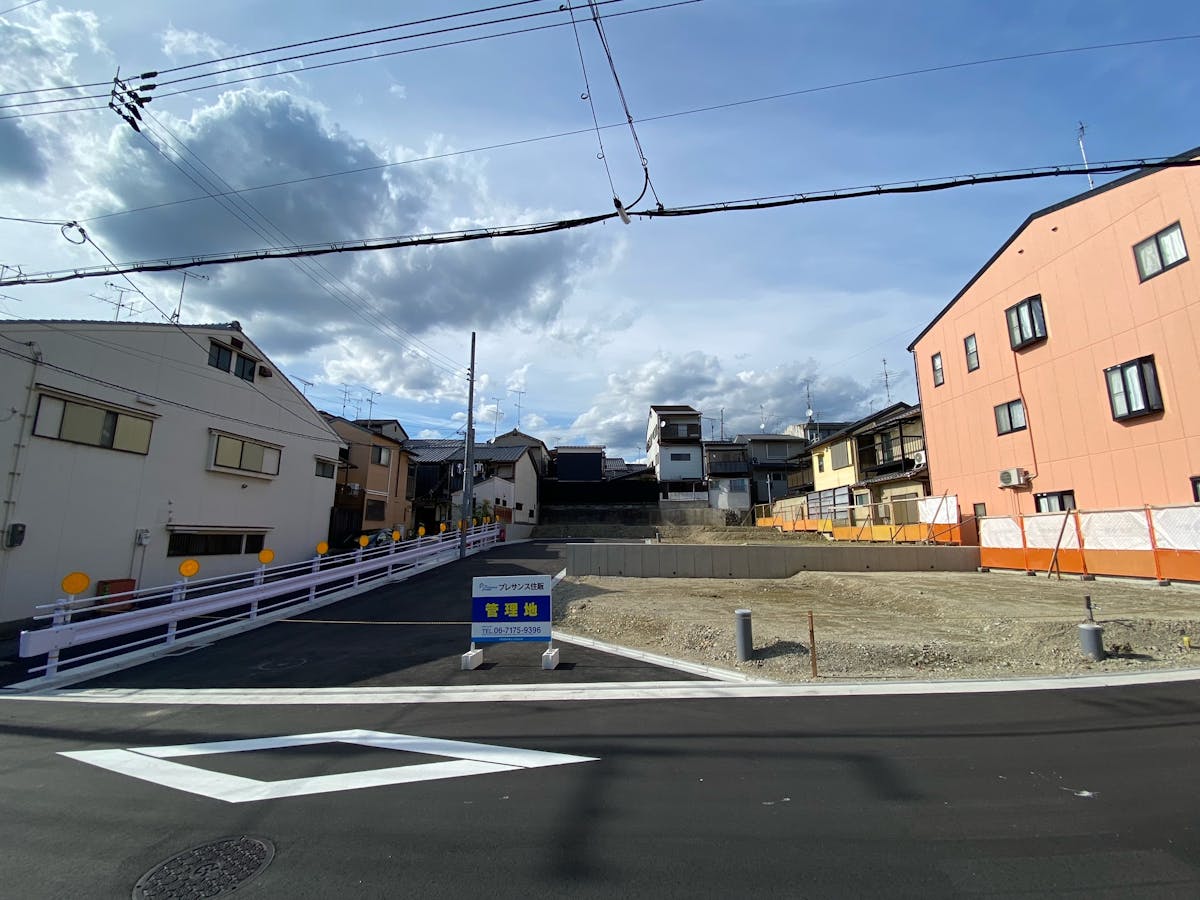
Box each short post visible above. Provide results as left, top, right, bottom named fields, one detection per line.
left=542, top=641, right=560, bottom=670
left=166, top=578, right=186, bottom=645
left=1078, top=595, right=1105, bottom=661
left=353, top=545, right=363, bottom=587
left=45, top=597, right=72, bottom=677
left=808, top=609, right=819, bottom=678
left=308, top=555, right=320, bottom=604
left=735, top=608, right=753, bottom=662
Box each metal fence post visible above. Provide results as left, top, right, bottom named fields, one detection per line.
left=44, top=597, right=71, bottom=677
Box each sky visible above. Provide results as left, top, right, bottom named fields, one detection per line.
left=2, top=0, right=1199, bottom=462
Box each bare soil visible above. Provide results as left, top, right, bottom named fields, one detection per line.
left=553, top=569, right=1200, bottom=681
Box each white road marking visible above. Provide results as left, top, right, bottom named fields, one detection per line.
left=60, top=729, right=597, bottom=803
left=14, top=666, right=1200, bottom=706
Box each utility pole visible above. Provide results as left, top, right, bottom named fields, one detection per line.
left=508, top=388, right=526, bottom=430
left=459, top=332, right=477, bottom=560
left=720, top=407, right=725, bottom=441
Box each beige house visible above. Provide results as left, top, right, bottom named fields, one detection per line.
left=0, top=320, right=344, bottom=630
left=323, top=416, right=413, bottom=543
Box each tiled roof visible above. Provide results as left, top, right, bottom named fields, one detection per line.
left=404, top=440, right=528, bottom=464
left=852, top=466, right=929, bottom=488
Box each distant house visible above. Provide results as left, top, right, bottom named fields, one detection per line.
left=737, top=433, right=809, bottom=506
left=806, top=402, right=928, bottom=522
left=492, top=428, right=551, bottom=476
left=909, top=147, right=1200, bottom=518
left=553, top=445, right=604, bottom=481
left=703, top=440, right=751, bottom=512
left=408, top=439, right=541, bottom=536
left=322, top=415, right=413, bottom=543
left=0, top=320, right=343, bottom=630
left=646, top=405, right=705, bottom=499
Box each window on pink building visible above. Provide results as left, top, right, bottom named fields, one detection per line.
left=994, top=399, right=1026, bottom=435
left=931, top=352, right=944, bottom=386
left=1134, top=223, right=1188, bottom=282
left=1105, top=356, right=1163, bottom=421
left=1005, top=296, right=1046, bottom=350
left=1035, top=491, right=1076, bottom=513
left=964, top=334, right=979, bottom=371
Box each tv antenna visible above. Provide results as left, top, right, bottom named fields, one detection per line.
left=881, top=358, right=893, bottom=403
left=172, top=271, right=208, bottom=322
left=95, top=282, right=140, bottom=320
left=489, top=396, right=503, bottom=440
left=1077, top=122, right=1095, bottom=190
left=508, top=388, right=526, bottom=430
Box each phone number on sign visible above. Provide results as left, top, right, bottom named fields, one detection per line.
left=477, top=625, right=548, bottom=636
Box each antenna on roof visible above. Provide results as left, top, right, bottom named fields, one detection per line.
left=508, top=389, right=526, bottom=430
left=294, top=376, right=313, bottom=395
left=489, top=396, right=502, bottom=440
left=1077, top=122, right=1095, bottom=190
left=881, top=358, right=893, bottom=403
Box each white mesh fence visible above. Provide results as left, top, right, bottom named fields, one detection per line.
left=1080, top=509, right=1152, bottom=551
left=1150, top=506, right=1200, bottom=551
left=917, top=495, right=959, bottom=525
left=1023, top=512, right=1079, bottom=550
left=980, top=516, right=1023, bottom=549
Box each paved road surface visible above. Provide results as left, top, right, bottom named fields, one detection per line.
left=2, top=541, right=1199, bottom=897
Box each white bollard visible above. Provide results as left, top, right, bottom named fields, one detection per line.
left=541, top=647, right=560, bottom=670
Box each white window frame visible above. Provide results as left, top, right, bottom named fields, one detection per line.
left=33, top=392, right=155, bottom=455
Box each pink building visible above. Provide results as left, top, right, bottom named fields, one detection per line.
left=909, top=148, right=1200, bottom=522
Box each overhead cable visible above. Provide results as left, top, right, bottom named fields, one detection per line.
left=6, top=156, right=1199, bottom=287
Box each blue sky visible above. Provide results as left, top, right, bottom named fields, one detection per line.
left=2, top=0, right=1198, bottom=460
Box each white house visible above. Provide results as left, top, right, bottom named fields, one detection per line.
left=0, top=320, right=344, bottom=629
left=646, top=405, right=705, bottom=497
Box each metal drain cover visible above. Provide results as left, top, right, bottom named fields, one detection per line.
left=133, top=836, right=274, bottom=899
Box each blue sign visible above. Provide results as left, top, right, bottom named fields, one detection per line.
left=471, top=575, right=552, bottom=643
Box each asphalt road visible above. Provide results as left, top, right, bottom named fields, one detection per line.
left=3, top=541, right=1199, bottom=897
left=2, top=683, right=1199, bottom=898
left=5, top=541, right=707, bottom=689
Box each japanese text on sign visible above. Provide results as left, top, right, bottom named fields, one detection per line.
left=471, top=575, right=552, bottom=643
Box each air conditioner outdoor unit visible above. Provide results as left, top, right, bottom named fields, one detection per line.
left=997, top=467, right=1027, bottom=488
left=911, top=450, right=927, bottom=467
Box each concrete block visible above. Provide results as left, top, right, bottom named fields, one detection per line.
left=687, top=546, right=713, bottom=578
left=642, top=545, right=662, bottom=577
left=461, top=648, right=484, bottom=670
left=726, top=546, right=751, bottom=579
left=541, top=647, right=560, bottom=670
left=660, top=545, right=679, bottom=577
left=605, top=544, right=625, bottom=576
left=623, top=546, right=644, bottom=578
left=761, top=546, right=790, bottom=579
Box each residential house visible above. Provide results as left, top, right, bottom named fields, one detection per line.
left=322, top=415, right=412, bottom=543
left=738, top=433, right=809, bottom=506
left=553, top=445, right=604, bottom=481
left=408, top=439, right=541, bottom=536
left=492, top=428, right=551, bottom=476
left=703, top=440, right=752, bottom=512
left=646, top=405, right=705, bottom=499
left=806, top=402, right=928, bottom=522
left=908, top=148, right=1200, bottom=519
left=0, top=320, right=343, bottom=630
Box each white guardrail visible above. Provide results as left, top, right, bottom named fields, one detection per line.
left=19, top=525, right=500, bottom=680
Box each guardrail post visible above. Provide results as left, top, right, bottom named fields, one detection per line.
left=308, top=555, right=320, bottom=602
left=166, top=578, right=186, bottom=645
left=249, top=563, right=266, bottom=619
left=353, top=546, right=363, bottom=587
left=44, top=597, right=72, bottom=677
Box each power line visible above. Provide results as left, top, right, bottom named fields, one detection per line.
left=566, top=0, right=617, bottom=197
left=0, top=0, right=693, bottom=117
left=7, top=155, right=1197, bottom=287
left=0, top=0, right=42, bottom=17
left=56, top=28, right=1200, bottom=226
left=127, top=107, right=466, bottom=377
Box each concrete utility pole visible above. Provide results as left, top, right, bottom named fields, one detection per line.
left=459, top=332, right=476, bottom=560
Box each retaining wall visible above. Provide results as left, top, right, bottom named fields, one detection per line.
left=566, top=542, right=981, bottom=578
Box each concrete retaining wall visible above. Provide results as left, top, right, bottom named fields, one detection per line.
left=566, top=542, right=981, bottom=578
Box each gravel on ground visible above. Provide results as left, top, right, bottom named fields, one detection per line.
left=552, top=568, right=1200, bottom=681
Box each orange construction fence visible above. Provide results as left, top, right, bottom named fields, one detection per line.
left=979, top=504, right=1200, bottom=583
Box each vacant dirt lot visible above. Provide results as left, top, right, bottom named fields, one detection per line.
left=553, top=569, right=1200, bottom=681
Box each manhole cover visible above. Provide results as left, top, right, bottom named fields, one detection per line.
left=254, top=657, right=308, bottom=672
left=132, top=836, right=274, bottom=899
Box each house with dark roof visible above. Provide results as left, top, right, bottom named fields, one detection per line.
left=908, top=147, right=1200, bottom=519
left=405, top=439, right=541, bottom=535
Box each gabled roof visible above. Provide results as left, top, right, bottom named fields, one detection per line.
left=322, top=413, right=404, bottom=445
left=907, top=146, right=1200, bottom=352
left=4, top=319, right=245, bottom=331
left=403, top=440, right=529, bottom=464
left=355, top=418, right=410, bottom=441
left=808, top=402, right=917, bottom=452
